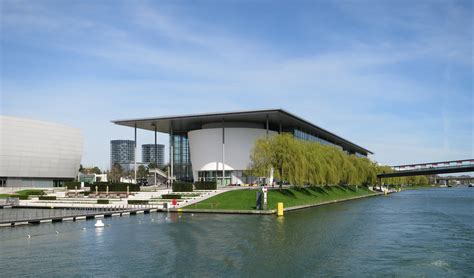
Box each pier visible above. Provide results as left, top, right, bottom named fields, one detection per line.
left=0, top=206, right=164, bottom=227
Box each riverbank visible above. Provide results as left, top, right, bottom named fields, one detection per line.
left=184, top=186, right=378, bottom=211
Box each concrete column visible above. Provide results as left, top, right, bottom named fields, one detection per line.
left=222, top=118, right=225, bottom=186
left=169, top=123, right=174, bottom=186
left=266, top=114, right=269, bottom=138
left=134, top=123, right=137, bottom=184
left=154, top=124, right=157, bottom=186
left=154, top=125, right=157, bottom=165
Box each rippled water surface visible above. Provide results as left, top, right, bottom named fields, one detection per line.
left=1, top=187, right=473, bottom=277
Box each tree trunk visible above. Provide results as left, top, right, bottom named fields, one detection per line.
left=279, top=166, right=283, bottom=189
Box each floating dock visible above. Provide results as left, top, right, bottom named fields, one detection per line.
left=0, top=207, right=164, bottom=227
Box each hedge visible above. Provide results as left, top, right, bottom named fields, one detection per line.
left=88, top=183, right=140, bottom=192
left=39, top=196, right=57, bottom=200
left=8, top=194, right=29, bottom=200
left=65, top=181, right=89, bottom=190
left=194, top=181, right=217, bottom=190
left=172, top=182, right=193, bottom=192
left=128, top=200, right=149, bottom=205
left=161, top=194, right=182, bottom=199
left=97, top=199, right=110, bottom=204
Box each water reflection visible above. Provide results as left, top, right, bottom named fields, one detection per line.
left=95, top=226, right=104, bottom=235
left=0, top=187, right=472, bottom=277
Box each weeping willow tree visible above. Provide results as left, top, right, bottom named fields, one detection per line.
left=250, top=133, right=428, bottom=187
left=250, top=133, right=306, bottom=187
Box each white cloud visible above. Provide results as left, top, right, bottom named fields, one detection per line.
left=1, top=1, right=472, bottom=169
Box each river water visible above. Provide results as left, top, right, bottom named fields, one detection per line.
left=0, top=187, right=472, bottom=277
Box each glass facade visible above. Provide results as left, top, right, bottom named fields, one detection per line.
left=293, top=129, right=343, bottom=151
left=142, top=144, right=165, bottom=166
left=173, top=133, right=193, bottom=181
left=110, top=140, right=135, bottom=169
left=198, top=170, right=261, bottom=186
left=198, top=170, right=232, bottom=186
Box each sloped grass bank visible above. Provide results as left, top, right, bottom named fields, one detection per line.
left=0, top=189, right=45, bottom=199
left=187, top=186, right=375, bottom=210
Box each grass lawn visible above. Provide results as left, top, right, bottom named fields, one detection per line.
left=187, top=186, right=375, bottom=210
left=0, top=189, right=45, bottom=199
left=15, top=189, right=45, bottom=196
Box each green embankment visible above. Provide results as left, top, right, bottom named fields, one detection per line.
left=0, top=189, right=45, bottom=199
left=187, top=186, right=375, bottom=210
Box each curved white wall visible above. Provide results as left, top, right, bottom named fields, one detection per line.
left=0, top=116, right=83, bottom=182
left=188, top=127, right=276, bottom=182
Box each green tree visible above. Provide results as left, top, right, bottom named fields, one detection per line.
left=110, top=163, right=123, bottom=183
left=250, top=133, right=383, bottom=187
left=91, top=166, right=101, bottom=175
left=137, top=165, right=149, bottom=179
left=148, top=162, right=158, bottom=169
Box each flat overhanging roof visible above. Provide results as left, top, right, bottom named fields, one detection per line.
left=111, top=108, right=373, bottom=155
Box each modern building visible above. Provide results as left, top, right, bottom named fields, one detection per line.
left=78, top=173, right=108, bottom=184
left=110, top=140, right=135, bottom=171
left=112, top=109, right=373, bottom=186
left=0, top=116, right=83, bottom=187
left=142, top=144, right=165, bottom=166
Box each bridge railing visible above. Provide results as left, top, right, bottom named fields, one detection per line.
left=392, top=160, right=474, bottom=172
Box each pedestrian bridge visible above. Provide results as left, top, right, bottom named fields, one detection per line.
left=377, top=159, right=474, bottom=178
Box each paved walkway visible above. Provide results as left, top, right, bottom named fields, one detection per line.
left=176, top=186, right=251, bottom=208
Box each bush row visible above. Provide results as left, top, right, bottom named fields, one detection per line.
left=194, top=181, right=217, bottom=190
left=172, top=182, right=193, bottom=192
left=128, top=200, right=149, bottom=205
left=88, top=183, right=140, bottom=192
left=39, top=196, right=57, bottom=200
left=161, top=194, right=182, bottom=199
left=64, top=181, right=89, bottom=190
left=172, top=181, right=217, bottom=192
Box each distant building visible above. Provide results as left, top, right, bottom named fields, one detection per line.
left=112, top=109, right=372, bottom=186
left=0, top=116, right=83, bottom=187
left=110, top=140, right=135, bottom=171
left=78, top=173, right=107, bottom=184
left=141, top=144, right=165, bottom=167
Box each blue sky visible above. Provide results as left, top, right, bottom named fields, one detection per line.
left=1, top=0, right=472, bottom=170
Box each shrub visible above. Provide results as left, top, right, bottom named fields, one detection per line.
left=97, top=199, right=110, bottom=204
left=65, top=181, right=88, bottom=190
left=194, top=181, right=217, bottom=190
left=172, top=182, right=193, bottom=192
left=39, top=196, right=57, bottom=200
left=128, top=200, right=149, bottom=205
left=161, top=194, right=182, bottom=199
left=8, top=194, right=29, bottom=200
left=88, top=183, right=140, bottom=192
